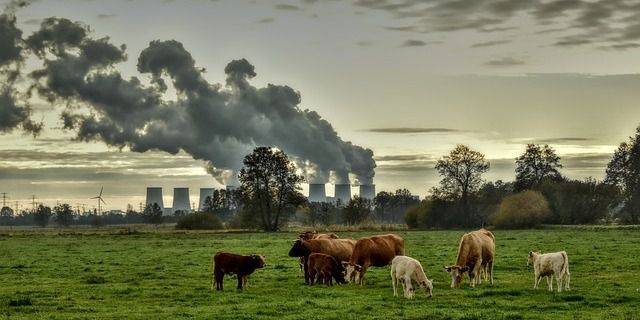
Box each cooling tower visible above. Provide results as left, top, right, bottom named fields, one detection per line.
left=308, top=183, right=327, bottom=203
left=199, top=188, right=215, bottom=211
left=359, top=184, right=376, bottom=200
left=334, top=184, right=352, bottom=205
left=145, top=187, right=164, bottom=210
left=172, top=188, right=191, bottom=213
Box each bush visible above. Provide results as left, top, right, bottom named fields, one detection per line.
left=175, top=212, right=223, bottom=230
left=493, top=191, right=551, bottom=229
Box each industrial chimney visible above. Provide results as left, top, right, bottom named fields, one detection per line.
left=199, top=188, right=215, bottom=211
left=145, top=187, right=164, bottom=210
left=334, top=184, right=352, bottom=205
left=172, top=188, right=191, bottom=214
left=308, top=183, right=327, bottom=203
left=359, top=184, right=375, bottom=201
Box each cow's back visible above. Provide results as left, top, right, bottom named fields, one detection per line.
left=306, top=238, right=355, bottom=262
left=456, top=230, right=494, bottom=266
left=353, top=234, right=404, bottom=267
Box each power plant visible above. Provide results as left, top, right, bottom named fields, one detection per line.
left=172, top=188, right=191, bottom=213
left=199, top=188, right=215, bottom=210
left=359, top=184, right=375, bottom=200
left=145, top=187, right=164, bottom=210
left=334, top=184, right=352, bottom=205
left=308, top=183, right=327, bottom=203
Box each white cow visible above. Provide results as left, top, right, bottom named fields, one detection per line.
left=527, top=251, right=571, bottom=292
left=390, top=256, right=433, bottom=299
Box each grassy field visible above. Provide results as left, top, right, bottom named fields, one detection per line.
left=1, top=227, right=639, bottom=319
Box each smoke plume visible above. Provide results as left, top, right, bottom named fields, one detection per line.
left=3, top=16, right=375, bottom=184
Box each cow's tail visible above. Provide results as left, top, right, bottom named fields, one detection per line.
left=561, top=251, right=570, bottom=290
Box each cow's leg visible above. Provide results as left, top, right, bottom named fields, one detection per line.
left=359, top=267, right=368, bottom=286
left=404, top=275, right=413, bottom=299
left=309, top=268, right=316, bottom=285
left=546, top=276, right=552, bottom=291
left=556, top=272, right=563, bottom=292
left=534, top=273, right=540, bottom=290
left=237, top=273, right=244, bottom=290
left=565, top=272, right=571, bottom=291
left=214, top=269, right=224, bottom=291
left=303, top=257, right=310, bottom=284
left=391, top=270, right=398, bottom=297
left=325, top=273, right=332, bottom=286
left=243, top=275, right=249, bottom=288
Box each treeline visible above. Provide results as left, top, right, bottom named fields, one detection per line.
left=406, top=125, right=640, bottom=229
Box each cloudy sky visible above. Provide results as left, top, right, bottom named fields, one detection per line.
left=2, top=0, right=640, bottom=210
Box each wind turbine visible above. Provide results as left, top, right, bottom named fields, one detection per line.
left=91, top=187, right=106, bottom=215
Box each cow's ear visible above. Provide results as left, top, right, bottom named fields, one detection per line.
left=341, top=261, right=350, bottom=268
left=444, top=266, right=451, bottom=273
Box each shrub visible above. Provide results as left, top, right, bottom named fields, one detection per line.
left=493, top=191, right=551, bottom=229
left=175, top=212, right=223, bottom=230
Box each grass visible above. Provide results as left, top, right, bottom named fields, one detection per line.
left=0, top=228, right=639, bottom=319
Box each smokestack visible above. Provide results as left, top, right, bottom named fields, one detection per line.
left=172, top=188, right=191, bottom=213
left=359, top=184, right=375, bottom=200
left=334, top=184, right=351, bottom=205
left=145, top=187, right=164, bottom=210
left=199, top=188, right=215, bottom=211
left=308, top=183, right=327, bottom=203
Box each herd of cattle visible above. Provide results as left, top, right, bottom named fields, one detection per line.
left=212, top=229, right=571, bottom=299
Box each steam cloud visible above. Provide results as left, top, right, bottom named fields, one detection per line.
left=1, top=12, right=375, bottom=185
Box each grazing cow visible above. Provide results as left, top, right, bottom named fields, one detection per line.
left=445, top=228, right=495, bottom=288
left=345, top=234, right=405, bottom=285
left=527, top=251, right=570, bottom=292
left=212, top=252, right=265, bottom=291
left=307, top=253, right=347, bottom=286
left=391, top=256, right=433, bottom=299
left=288, top=238, right=356, bottom=284
left=297, top=232, right=340, bottom=272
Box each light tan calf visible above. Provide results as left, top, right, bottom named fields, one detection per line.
left=391, top=256, right=433, bottom=299
left=527, top=251, right=570, bottom=292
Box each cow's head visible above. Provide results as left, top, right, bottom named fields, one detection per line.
left=334, top=262, right=348, bottom=284
left=444, top=265, right=468, bottom=288
left=251, top=254, right=266, bottom=269
left=421, top=279, right=433, bottom=298
left=527, top=251, right=539, bottom=266
left=288, top=240, right=308, bottom=257
left=342, top=262, right=362, bottom=283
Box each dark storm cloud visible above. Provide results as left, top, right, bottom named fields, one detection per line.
left=4, top=17, right=375, bottom=185
left=365, top=127, right=464, bottom=134
left=471, top=39, right=511, bottom=48
left=484, top=57, right=525, bottom=67
left=401, top=39, right=427, bottom=47
left=351, top=0, right=640, bottom=47
left=275, top=4, right=301, bottom=11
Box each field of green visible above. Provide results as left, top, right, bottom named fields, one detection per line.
left=1, top=227, right=639, bottom=319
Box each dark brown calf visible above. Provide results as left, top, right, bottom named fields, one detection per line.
left=307, top=253, right=347, bottom=286
left=297, top=232, right=340, bottom=273
left=212, top=252, right=265, bottom=291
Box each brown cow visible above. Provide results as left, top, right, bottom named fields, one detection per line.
left=307, top=253, right=347, bottom=286
left=212, top=252, right=265, bottom=291
left=345, top=234, right=405, bottom=285
left=288, top=238, right=356, bottom=284
left=297, top=231, right=340, bottom=272
left=445, top=228, right=495, bottom=288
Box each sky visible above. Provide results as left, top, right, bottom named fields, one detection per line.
left=2, top=0, right=640, bottom=210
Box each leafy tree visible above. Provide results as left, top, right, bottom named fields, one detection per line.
left=33, top=204, right=52, bottom=227
left=514, top=144, right=563, bottom=191
left=202, top=189, right=237, bottom=220
left=0, top=206, right=14, bottom=226
left=492, top=191, right=551, bottom=229
left=142, top=203, right=164, bottom=226
left=238, top=147, right=306, bottom=231
left=373, top=191, right=393, bottom=222
left=435, top=145, right=490, bottom=224
left=605, top=126, right=640, bottom=223
left=475, top=180, right=513, bottom=226
left=389, top=189, right=420, bottom=223
left=53, top=203, right=74, bottom=227
left=306, top=201, right=336, bottom=226
left=343, top=196, right=372, bottom=225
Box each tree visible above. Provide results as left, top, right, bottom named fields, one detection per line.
left=492, top=191, right=551, bottom=229
left=0, top=206, right=14, bottom=226
left=373, top=191, right=393, bottom=222
left=435, top=145, right=490, bottom=224
left=33, top=204, right=52, bottom=227
left=514, top=144, right=563, bottom=191
left=53, top=203, right=74, bottom=227
left=202, top=189, right=236, bottom=221
left=343, top=196, right=372, bottom=225
left=238, top=147, right=306, bottom=231
left=306, top=201, right=336, bottom=226
left=605, top=125, right=640, bottom=223
left=142, top=203, right=164, bottom=226
left=389, top=189, right=420, bottom=223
